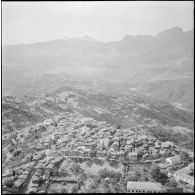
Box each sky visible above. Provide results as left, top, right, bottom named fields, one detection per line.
left=2, top=1, right=194, bottom=45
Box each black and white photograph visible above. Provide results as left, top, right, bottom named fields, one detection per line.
left=1, top=1, right=194, bottom=194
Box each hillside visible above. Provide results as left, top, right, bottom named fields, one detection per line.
left=2, top=85, right=194, bottom=150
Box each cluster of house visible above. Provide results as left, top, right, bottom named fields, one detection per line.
left=29, top=157, right=64, bottom=193
left=2, top=111, right=194, bottom=194
left=173, top=164, right=194, bottom=186
left=2, top=161, right=36, bottom=193
left=126, top=159, right=194, bottom=193
left=166, top=155, right=194, bottom=187
left=44, top=116, right=184, bottom=165
left=2, top=96, right=32, bottom=113
left=2, top=91, right=78, bottom=123
left=2, top=150, right=65, bottom=194
left=16, top=114, right=188, bottom=169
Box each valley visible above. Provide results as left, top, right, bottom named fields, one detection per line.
left=2, top=26, right=194, bottom=194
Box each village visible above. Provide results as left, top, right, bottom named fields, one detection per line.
left=2, top=111, right=194, bottom=193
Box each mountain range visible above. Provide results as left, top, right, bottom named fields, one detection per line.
left=2, top=27, right=194, bottom=111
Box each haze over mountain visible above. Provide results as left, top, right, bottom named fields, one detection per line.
left=2, top=27, right=194, bottom=111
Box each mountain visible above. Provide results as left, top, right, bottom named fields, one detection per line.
left=2, top=27, right=194, bottom=111
left=68, top=35, right=97, bottom=42
left=135, top=78, right=194, bottom=111
left=3, top=27, right=193, bottom=73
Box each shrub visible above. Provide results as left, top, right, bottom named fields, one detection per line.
left=4, top=178, right=14, bottom=187
left=98, top=168, right=110, bottom=178
left=71, top=184, right=79, bottom=193
left=70, top=163, right=82, bottom=175
left=13, top=150, right=22, bottom=157
left=9, top=148, right=15, bottom=153
left=151, top=166, right=168, bottom=184
left=179, top=151, right=189, bottom=161
left=165, top=178, right=178, bottom=188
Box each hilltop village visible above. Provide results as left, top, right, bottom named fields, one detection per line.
left=2, top=111, right=194, bottom=194
left=2, top=87, right=194, bottom=154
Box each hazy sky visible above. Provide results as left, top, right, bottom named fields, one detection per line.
left=2, top=1, right=194, bottom=45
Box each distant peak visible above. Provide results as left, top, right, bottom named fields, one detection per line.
left=157, top=27, right=183, bottom=37
left=81, top=35, right=96, bottom=41
left=184, top=28, right=194, bottom=34
left=68, top=35, right=97, bottom=42
left=122, top=34, right=154, bottom=41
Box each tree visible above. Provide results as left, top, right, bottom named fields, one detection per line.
left=151, top=166, right=168, bottom=184
left=60, top=188, right=67, bottom=193
left=13, top=150, right=22, bottom=157
left=86, top=160, right=93, bottom=167
left=77, top=177, right=84, bottom=188
left=113, top=184, right=124, bottom=193
left=109, top=160, right=119, bottom=168
left=53, top=122, right=58, bottom=127
left=92, top=175, right=102, bottom=186
left=89, top=150, right=96, bottom=158
left=20, top=134, right=24, bottom=138
left=37, top=177, right=45, bottom=185
left=51, top=167, right=58, bottom=176
left=98, top=168, right=110, bottom=179
left=101, top=180, right=110, bottom=189
left=88, top=182, right=98, bottom=191
left=165, top=178, right=178, bottom=189
left=70, top=163, right=82, bottom=175
left=52, top=139, right=57, bottom=145
left=106, top=152, right=111, bottom=161
left=71, top=184, right=79, bottom=193
left=109, top=171, right=122, bottom=183
left=189, top=168, right=194, bottom=176
left=109, top=177, right=118, bottom=185
left=116, top=123, right=121, bottom=129
left=102, top=187, right=113, bottom=193
left=179, top=151, right=189, bottom=161
left=9, top=148, right=15, bottom=153
left=60, top=168, right=69, bottom=177
left=4, top=177, right=14, bottom=187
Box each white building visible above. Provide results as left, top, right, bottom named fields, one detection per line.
left=174, top=166, right=194, bottom=186
left=128, top=151, right=138, bottom=160
left=127, top=181, right=162, bottom=193
left=161, top=141, right=174, bottom=148
left=166, top=155, right=181, bottom=165
left=43, top=119, right=53, bottom=126
left=81, top=117, right=94, bottom=125
left=188, top=163, right=194, bottom=170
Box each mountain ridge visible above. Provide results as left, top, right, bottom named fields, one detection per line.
left=2, top=26, right=194, bottom=111
left=2, top=26, right=193, bottom=46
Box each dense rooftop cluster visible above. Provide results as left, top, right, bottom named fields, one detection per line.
left=2, top=111, right=194, bottom=193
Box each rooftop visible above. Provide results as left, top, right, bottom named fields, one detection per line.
left=129, top=151, right=138, bottom=155
left=166, top=155, right=181, bottom=162
left=175, top=166, right=194, bottom=180
left=162, top=141, right=174, bottom=147
left=127, top=181, right=162, bottom=191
